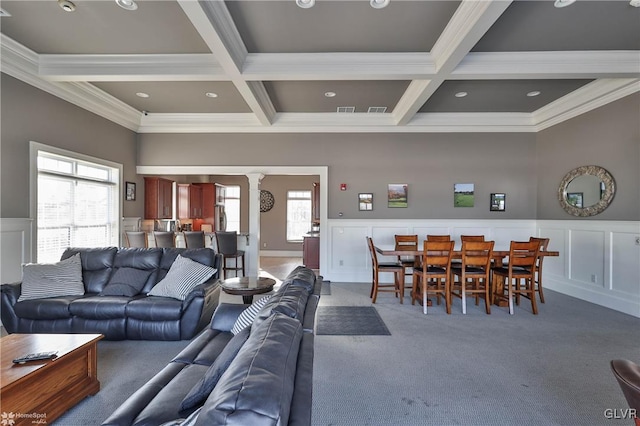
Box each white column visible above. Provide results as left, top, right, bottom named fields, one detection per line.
left=246, top=173, right=264, bottom=277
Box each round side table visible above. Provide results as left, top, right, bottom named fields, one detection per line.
left=220, top=276, right=276, bottom=304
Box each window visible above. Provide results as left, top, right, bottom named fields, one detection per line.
left=36, top=149, right=120, bottom=262
left=286, top=190, right=311, bottom=242
left=225, top=185, right=240, bottom=232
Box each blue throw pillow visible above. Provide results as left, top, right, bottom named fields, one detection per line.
left=179, top=326, right=251, bottom=412
left=99, top=267, right=152, bottom=297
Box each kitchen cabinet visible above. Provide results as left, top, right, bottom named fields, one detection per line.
left=144, top=177, right=173, bottom=219
left=178, top=184, right=203, bottom=219
left=303, top=236, right=319, bottom=269
left=312, top=182, right=320, bottom=223
left=194, top=183, right=216, bottom=218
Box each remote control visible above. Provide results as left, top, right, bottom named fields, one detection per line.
left=12, top=351, right=58, bottom=364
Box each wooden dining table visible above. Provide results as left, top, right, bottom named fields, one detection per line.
left=374, top=244, right=559, bottom=307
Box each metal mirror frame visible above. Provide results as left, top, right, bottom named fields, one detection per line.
left=558, top=165, right=615, bottom=217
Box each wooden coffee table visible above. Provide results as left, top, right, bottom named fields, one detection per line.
left=1, top=333, right=103, bottom=425
left=220, top=276, right=276, bottom=304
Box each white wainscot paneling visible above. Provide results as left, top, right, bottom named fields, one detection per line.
left=570, top=229, right=605, bottom=286
left=537, top=220, right=640, bottom=318
left=1, top=218, right=33, bottom=284
left=331, top=225, right=369, bottom=271
left=611, top=231, right=640, bottom=296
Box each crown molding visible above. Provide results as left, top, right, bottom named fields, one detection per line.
left=38, top=53, right=226, bottom=81
left=1, top=34, right=140, bottom=131
left=533, top=78, right=640, bottom=131
left=454, top=51, right=640, bottom=79
left=243, top=52, right=436, bottom=80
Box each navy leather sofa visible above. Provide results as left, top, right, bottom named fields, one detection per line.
left=102, top=266, right=321, bottom=426
left=0, top=247, right=222, bottom=340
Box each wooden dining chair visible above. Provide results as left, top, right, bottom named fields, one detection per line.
left=460, top=235, right=485, bottom=242
left=491, top=240, right=541, bottom=315
left=529, top=236, right=550, bottom=303
left=183, top=231, right=206, bottom=249
left=412, top=240, right=454, bottom=314
left=153, top=231, right=175, bottom=248
left=450, top=240, right=494, bottom=314
left=394, top=234, right=419, bottom=288
left=426, top=235, right=452, bottom=242
left=366, top=237, right=404, bottom=304
left=125, top=231, right=147, bottom=248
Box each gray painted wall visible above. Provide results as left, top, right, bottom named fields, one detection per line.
left=0, top=74, right=139, bottom=218
left=536, top=93, right=640, bottom=221
left=138, top=132, right=539, bottom=220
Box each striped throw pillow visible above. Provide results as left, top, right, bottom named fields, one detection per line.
left=147, top=254, right=216, bottom=300
left=231, top=295, right=271, bottom=335
left=18, top=253, right=84, bottom=302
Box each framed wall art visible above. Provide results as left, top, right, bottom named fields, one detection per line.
left=388, top=184, right=408, bottom=208
left=490, top=193, right=506, bottom=211
left=125, top=182, right=136, bottom=201
left=454, top=183, right=474, bottom=207
left=359, top=193, right=373, bottom=211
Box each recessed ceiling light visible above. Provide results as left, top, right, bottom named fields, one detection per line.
left=454, top=92, right=468, bottom=98
left=630, top=0, right=640, bottom=7
left=554, top=0, right=577, bottom=8
left=0, top=8, right=12, bottom=17
left=115, top=0, right=138, bottom=11
left=58, top=0, right=76, bottom=12
left=370, top=0, right=390, bottom=9
left=136, top=92, right=150, bottom=98
left=324, top=92, right=336, bottom=98
left=205, top=92, right=218, bottom=98
left=527, top=91, right=541, bottom=97
left=296, top=0, right=315, bottom=9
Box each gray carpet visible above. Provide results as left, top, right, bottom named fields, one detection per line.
left=312, top=282, right=640, bottom=426
left=317, top=306, right=390, bottom=336
left=320, top=281, right=331, bottom=295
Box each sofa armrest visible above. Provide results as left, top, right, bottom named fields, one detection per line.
left=182, top=277, right=220, bottom=307
left=209, top=303, right=249, bottom=332
left=1, top=282, right=22, bottom=333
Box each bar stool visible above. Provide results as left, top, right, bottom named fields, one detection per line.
left=215, top=231, right=245, bottom=279
left=183, top=231, right=206, bottom=249
left=125, top=231, right=147, bottom=248
left=153, top=231, right=175, bottom=248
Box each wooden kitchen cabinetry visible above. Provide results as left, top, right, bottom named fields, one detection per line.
left=194, top=183, right=216, bottom=218
left=177, top=184, right=203, bottom=219
left=144, top=177, right=173, bottom=219
left=303, top=236, right=319, bottom=269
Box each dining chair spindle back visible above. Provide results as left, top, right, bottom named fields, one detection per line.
left=412, top=240, right=454, bottom=314
left=491, top=240, right=541, bottom=314
left=450, top=240, right=494, bottom=314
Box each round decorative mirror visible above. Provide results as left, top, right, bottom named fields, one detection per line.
left=558, top=165, right=615, bottom=217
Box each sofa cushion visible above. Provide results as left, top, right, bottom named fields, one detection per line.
left=126, top=296, right=184, bottom=321
left=196, top=312, right=302, bottom=426
left=172, top=329, right=232, bottom=366
left=230, top=295, right=271, bottom=335
left=148, top=255, right=216, bottom=301
left=251, top=285, right=309, bottom=332
left=100, top=267, right=153, bottom=297
left=18, top=253, right=84, bottom=302
left=180, top=326, right=251, bottom=412
left=62, top=247, right=117, bottom=294
left=69, top=296, right=129, bottom=319
left=282, top=266, right=316, bottom=294
left=14, top=296, right=79, bottom=320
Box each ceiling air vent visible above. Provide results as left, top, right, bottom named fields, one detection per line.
left=367, top=107, right=387, bottom=113
left=336, top=107, right=356, bottom=113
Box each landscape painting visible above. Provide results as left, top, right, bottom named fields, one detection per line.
left=454, top=183, right=475, bottom=207
left=388, top=184, right=408, bottom=208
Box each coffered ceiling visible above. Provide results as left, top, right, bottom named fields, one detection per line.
left=1, top=0, right=638, bottom=133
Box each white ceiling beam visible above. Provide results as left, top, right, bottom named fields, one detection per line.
left=243, top=52, right=437, bottom=80
left=394, top=0, right=513, bottom=125
left=533, top=78, right=640, bottom=131
left=453, top=51, right=640, bottom=79
left=38, top=54, right=227, bottom=82
left=178, top=0, right=275, bottom=126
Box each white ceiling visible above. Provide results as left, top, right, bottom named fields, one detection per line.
left=1, top=0, right=638, bottom=134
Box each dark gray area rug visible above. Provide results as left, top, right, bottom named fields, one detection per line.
left=316, top=306, right=390, bottom=336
